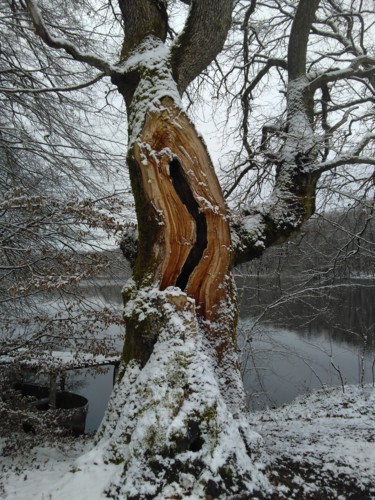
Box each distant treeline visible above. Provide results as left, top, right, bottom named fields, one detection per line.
left=239, top=207, right=375, bottom=278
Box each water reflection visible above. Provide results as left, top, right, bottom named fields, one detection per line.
left=68, top=277, right=375, bottom=427
left=79, top=280, right=124, bottom=306
left=67, top=367, right=115, bottom=432
left=237, top=276, right=375, bottom=410
left=58, top=281, right=124, bottom=431
left=237, top=276, right=375, bottom=350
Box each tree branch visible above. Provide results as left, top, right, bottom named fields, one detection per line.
left=314, top=132, right=375, bottom=174
left=25, top=0, right=115, bottom=75
left=170, top=0, right=233, bottom=94
left=309, top=55, right=375, bottom=90
left=231, top=168, right=319, bottom=267
left=232, top=0, right=323, bottom=266
left=242, top=58, right=287, bottom=101
left=315, top=155, right=375, bottom=173
left=0, top=73, right=105, bottom=94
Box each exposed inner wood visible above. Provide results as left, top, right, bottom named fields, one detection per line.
left=169, top=159, right=208, bottom=291
left=133, top=97, right=231, bottom=320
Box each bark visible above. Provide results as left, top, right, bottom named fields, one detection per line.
left=96, top=63, right=266, bottom=496
left=118, top=0, right=168, bottom=59
left=130, top=97, right=232, bottom=321
left=288, top=0, right=321, bottom=81
left=171, top=0, right=233, bottom=94
left=113, top=0, right=238, bottom=371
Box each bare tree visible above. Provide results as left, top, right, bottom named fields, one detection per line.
left=7, top=0, right=375, bottom=496
left=0, top=1, right=129, bottom=365
left=218, top=1, right=374, bottom=212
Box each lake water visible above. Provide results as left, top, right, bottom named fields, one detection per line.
left=68, top=276, right=375, bottom=430
left=236, top=274, right=375, bottom=410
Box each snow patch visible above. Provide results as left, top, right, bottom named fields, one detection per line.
left=122, top=36, right=182, bottom=146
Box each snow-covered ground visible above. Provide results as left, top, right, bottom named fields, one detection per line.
left=1, top=384, right=374, bottom=499
left=249, top=384, right=375, bottom=499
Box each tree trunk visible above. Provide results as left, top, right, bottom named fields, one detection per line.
left=95, top=62, right=269, bottom=496
left=123, top=96, right=236, bottom=365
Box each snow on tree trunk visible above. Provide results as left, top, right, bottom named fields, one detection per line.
left=123, top=95, right=241, bottom=394
left=95, top=288, right=268, bottom=498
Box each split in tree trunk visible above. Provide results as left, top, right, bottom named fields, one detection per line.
left=91, top=96, right=269, bottom=497
left=124, top=96, right=237, bottom=368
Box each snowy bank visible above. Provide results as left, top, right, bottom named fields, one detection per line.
left=249, top=384, right=375, bottom=499
left=1, top=384, right=374, bottom=499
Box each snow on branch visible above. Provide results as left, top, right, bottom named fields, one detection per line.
left=231, top=183, right=316, bottom=267
left=314, top=133, right=375, bottom=173
left=352, top=132, right=375, bottom=156
left=315, top=155, right=375, bottom=173
left=25, top=0, right=117, bottom=75
left=0, top=348, right=120, bottom=373
left=309, top=55, right=375, bottom=90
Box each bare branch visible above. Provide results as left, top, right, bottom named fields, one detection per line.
left=0, top=73, right=105, bottom=94
left=309, top=55, right=375, bottom=90
left=316, top=155, right=375, bottom=173
left=25, top=0, right=115, bottom=75
left=242, top=58, right=287, bottom=101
